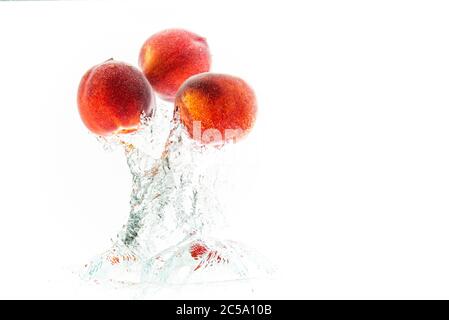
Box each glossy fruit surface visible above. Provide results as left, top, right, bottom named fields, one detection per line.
left=175, top=73, right=257, bottom=144
left=77, top=60, right=154, bottom=135
left=139, top=29, right=211, bottom=101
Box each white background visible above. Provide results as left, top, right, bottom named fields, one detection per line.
left=1, top=0, right=449, bottom=299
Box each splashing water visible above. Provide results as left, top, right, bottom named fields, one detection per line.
left=81, top=101, right=272, bottom=285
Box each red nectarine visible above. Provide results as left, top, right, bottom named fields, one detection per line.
left=77, top=60, right=154, bottom=136
left=175, top=73, right=257, bottom=144
left=139, top=29, right=211, bottom=101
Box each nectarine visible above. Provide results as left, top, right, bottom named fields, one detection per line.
left=77, top=59, right=154, bottom=136
left=139, top=29, right=211, bottom=101
left=175, top=73, right=257, bottom=144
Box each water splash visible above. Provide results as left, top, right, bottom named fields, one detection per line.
left=81, top=101, right=272, bottom=286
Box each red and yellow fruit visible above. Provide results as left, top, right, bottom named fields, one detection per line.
left=175, top=73, right=257, bottom=144
left=77, top=59, right=154, bottom=136
left=139, top=29, right=211, bottom=101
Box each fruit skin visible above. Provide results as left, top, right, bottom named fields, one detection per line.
left=175, top=73, right=257, bottom=144
left=139, top=29, right=211, bottom=101
left=77, top=60, right=154, bottom=136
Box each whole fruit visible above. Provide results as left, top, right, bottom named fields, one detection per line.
left=77, top=59, right=154, bottom=136
left=139, top=29, right=211, bottom=101
left=175, top=73, right=257, bottom=144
